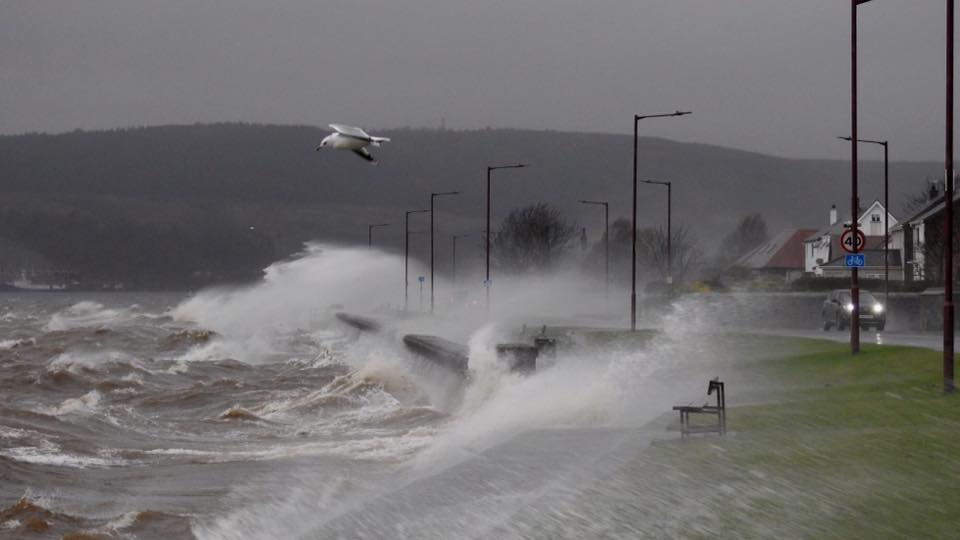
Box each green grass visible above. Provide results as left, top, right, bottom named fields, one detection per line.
left=574, top=337, right=960, bottom=539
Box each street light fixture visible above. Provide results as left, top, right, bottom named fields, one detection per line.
left=838, top=136, right=889, bottom=308
left=846, top=0, right=874, bottom=354
left=452, top=234, right=471, bottom=287
left=485, top=163, right=529, bottom=312
left=404, top=209, right=429, bottom=312
left=368, top=223, right=390, bottom=249
left=579, top=200, right=610, bottom=301
left=632, top=111, right=690, bottom=331
left=641, top=180, right=673, bottom=285
left=431, top=191, right=460, bottom=314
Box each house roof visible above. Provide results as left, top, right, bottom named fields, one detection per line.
left=737, top=229, right=817, bottom=270
left=899, top=192, right=960, bottom=226
left=804, top=218, right=849, bottom=242
left=821, top=249, right=902, bottom=269
left=804, top=200, right=896, bottom=242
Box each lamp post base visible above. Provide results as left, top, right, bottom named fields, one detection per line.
left=945, top=302, right=955, bottom=393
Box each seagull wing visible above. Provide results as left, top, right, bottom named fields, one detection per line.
left=351, top=148, right=377, bottom=164
left=330, top=124, right=372, bottom=141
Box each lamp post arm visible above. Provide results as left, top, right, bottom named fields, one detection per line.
left=485, top=164, right=529, bottom=313
left=631, top=111, right=690, bottom=331
left=635, top=111, right=692, bottom=121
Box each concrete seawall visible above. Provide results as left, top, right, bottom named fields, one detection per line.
left=402, top=334, right=470, bottom=375
left=334, top=312, right=383, bottom=332
left=335, top=312, right=542, bottom=375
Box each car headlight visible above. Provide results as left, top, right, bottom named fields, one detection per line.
left=845, top=303, right=855, bottom=313
left=872, top=303, right=884, bottom=314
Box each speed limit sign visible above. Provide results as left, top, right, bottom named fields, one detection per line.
left=840, top=228, right=866, bottom=253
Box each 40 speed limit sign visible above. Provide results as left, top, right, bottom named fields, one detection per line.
left=840, top=228, right=866, bottom=253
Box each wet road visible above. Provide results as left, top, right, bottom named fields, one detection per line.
left=757, top=327, right=944, bottom=351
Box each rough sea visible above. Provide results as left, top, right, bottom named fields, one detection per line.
left=0, top=245, right=724, bottom=539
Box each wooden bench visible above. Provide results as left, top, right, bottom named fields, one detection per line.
left=672, top=378, right=726, bottom=437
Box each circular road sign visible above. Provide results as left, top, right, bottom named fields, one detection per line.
left=840, top=228, right=866, bottom=254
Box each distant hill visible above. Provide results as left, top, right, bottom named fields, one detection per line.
left=0, top=123, right=941, bottom=288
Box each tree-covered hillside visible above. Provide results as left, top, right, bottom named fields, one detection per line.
left=0, top=124, right=940, bottom=288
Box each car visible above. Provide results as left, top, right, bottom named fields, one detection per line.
left=822, top=289, right=886, bottom=331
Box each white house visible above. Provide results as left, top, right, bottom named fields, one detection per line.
left=889, top=186, right=960, bottom=282
left=803, top=201, right=898, bottom=277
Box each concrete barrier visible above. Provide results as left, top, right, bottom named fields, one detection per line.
left=402, top=334, right=470, bottom=375
left=335, top=312, right=383, bottom=332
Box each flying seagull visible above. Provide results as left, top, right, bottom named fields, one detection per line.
left=316, top=124, right=391, bottom=164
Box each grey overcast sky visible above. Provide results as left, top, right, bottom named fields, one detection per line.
left=1, top=1, right=956, bottom=160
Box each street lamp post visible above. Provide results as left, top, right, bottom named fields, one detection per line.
left=452, top=234, right=471, bottom=287
left=579, top=200, right=609, bottom=301
left=485, top=163, right=529, bottom=312
left=404, top=209, right=429, bottom=312
left=847, top=0, right=874, bottom=354
left=944, top=0, right=955, bottom=393
left=431, top=191, right=460, bottom=314
left=368, top=223, right=390, bottom=249
left=642, top=180, right=673, bottom=284
left=839, top=136, right=889, bottom=308
left=632, top=111, right=690, bottom=331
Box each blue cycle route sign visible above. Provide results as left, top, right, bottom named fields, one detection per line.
left=844, top=254, right=865, bottom=268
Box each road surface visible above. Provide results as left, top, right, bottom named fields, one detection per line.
left=757, top=327, right=944, bottom=351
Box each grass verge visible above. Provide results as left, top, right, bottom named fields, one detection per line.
left=569, top=336, right=960, bottom=539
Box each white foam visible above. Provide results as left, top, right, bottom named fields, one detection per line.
left=0, top=441, right=122, bottom=468
left=0, top=337, right=34, bottom=350
left=145, top=448, right=218, bottom=457
left=105, top=511, right=139, bottom=531
left=44, top=301, right=128, bottom=332
left=0, top=427, right=32, bottom=440
left=47, top=350, right=139, bottom=373
left=37, top=390, right=102, bottom=416
left=406, top=316, right=693, bottom=474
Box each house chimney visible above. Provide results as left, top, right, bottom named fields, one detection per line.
left=829, top=204, right=838, bottom=225
left=928, top=181, right=940, bottom=202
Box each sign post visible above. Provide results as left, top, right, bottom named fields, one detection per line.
left=418, top=276, right=425, bottom=312
left=840, top=223, right=865, bottom=352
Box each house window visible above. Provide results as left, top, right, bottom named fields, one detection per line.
left=871, top=214, right=881, bottom=223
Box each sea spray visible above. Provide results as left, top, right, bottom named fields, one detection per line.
left=44, top=301, right=128, bottom=332
left=172, top=244, right=402, bottom=338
